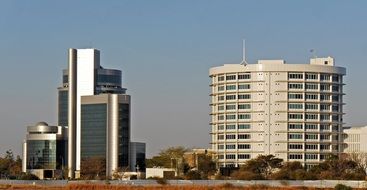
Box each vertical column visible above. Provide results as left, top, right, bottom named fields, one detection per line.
left=107, top=94, right=119, bottom=177
left=68, top=48, right=77, bottom=179
left=22, top=140, right=27, bottom=173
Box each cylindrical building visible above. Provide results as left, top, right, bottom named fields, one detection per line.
left=209, top=57, right=346, bottom=169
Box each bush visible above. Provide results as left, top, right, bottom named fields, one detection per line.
left=185, top=170, right=201, bottom=180
left=155, top=178, right=167, bottom=185
left=334, top=184, right=352, bottom=190
left=18, top=173, right=39, bottom=180
left=231, top=170, right=264, bottom=180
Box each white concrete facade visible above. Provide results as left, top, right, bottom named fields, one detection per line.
left=343, top=126, right=367, bottom=153
left=75, top=49, right=100, bottom=171
left=209, top=57, right=346, bottom=168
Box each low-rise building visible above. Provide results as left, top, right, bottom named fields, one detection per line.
left=342, top=126, right=367, bottom=153
left=22, top=122, right=67, bottom=179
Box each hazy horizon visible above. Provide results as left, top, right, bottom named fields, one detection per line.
left=1, top=0, right=367, bottom=158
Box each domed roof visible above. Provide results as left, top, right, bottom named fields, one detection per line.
left=35, top=121, right=48, bottom=127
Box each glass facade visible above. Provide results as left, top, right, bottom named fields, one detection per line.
left=81, top=104, right=107, bottom=158
left=27, top=140, right=57, bottom=169
left=119, top=103, right=129, bottom=167
left=97, top=74, right=121, bottom=85
left=58, top=90, right=68, bottom=126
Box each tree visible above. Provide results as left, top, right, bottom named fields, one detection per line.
left=146, top=146, right=189, bottom=168
left=80, top=157, right=106, bottom=179
left=197, top=154, right=216, bottom=179
left=309, top=155, right=365, bottom=180
left=231, top=155, right=283, bottom=180
left=270, top=161, right=307, bottom=180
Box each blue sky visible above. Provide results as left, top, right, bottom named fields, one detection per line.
left=0, top=0, right=366, bottom=157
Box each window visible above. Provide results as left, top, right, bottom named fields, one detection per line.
left=226, top=125, right=236, bottom=130
left=320, top=114, right=329, bottom=121
left=238, top=114, right=251, bottom=120
left=238, top=134, right=251, bottom=139
left=320, top=94, right=330, bottom=101
left=306, top=154, right=318, bottom=160
left=218, top=135, right=224, bottom=140
left=320, top=84, right=330, bottom=91
left=226, top=154, right=236, bottom=159
left=289, top=124, right=303, bottom=130
left=238, top=73, right=251, bottom=80
left=226, top=134, right=236, bottom=139
left=289, top=114, right=303, bottom=120
left=238, top=104, right=251, bottom=109
left=226, top=95, right=236, bottom=100
left=320, top=144, right=330, bottom=150
left=289, top=134, right=303, bottom=139
left=332, top=75, right=339, bottom=82
left=306, top=144, right=318, bottom=149
left=238, top=124, right=251, bottom=129
left=238, top=94, right=251, bottom=99
left=306, top=73, right=318, bottom=80
left=218, top=96, right=224, bottom=101
left=305, top=83, right=318, bottom=90
left=332, top=105, right=339, bottom=112
left=306, top=134, right=318, bottom=140
left=226, top=144, right=236, bottom=149
left=320, top=125, right=330, bottom=131
left=218, top=105, right=224, bottom=111
left=218, top=115, right=224, bottom=120
left=218, top=155, right=224, bottom=159
left=226, top=114, right=236, bottom=120
left=289, top=144, right=303, bottom=149
left=217, top=125, right=224, bottom=130
left=218, top=144, right=224, bottom=149
left=226, top=85, right=236, bottom=90
left=320, top=74, right=330, bottom=81
left=218, top=86, right=224, bottom=91
left=305, top=104, right=318, bottom=110
left=218, top=76, right=225, bottom=81
left=238, top=84, right=251, bottom=90
left=226, top=104, right=236, bottom=110
left=238, top=144, right=251, bottom=149
left=332, top=95, right=339, bottom=102
left=305, top=124, right=318, bottom=130
left=332, top=125, right=339, bottom=131
left=289, top=103, right=303, bottom=109
left=332, top=115, right=339, bottom=122
left=226, top=75, right=236, bottom=80
left=238, top=154, right=251, bottom=159
left=289, top=73, right=303, bottom=79
left=289, top=154, right=303, bottom=159
left=320, top=104, right=330, bottom=111
left=306, top=114, right=318, bottom=120
left=289, top=83, right=303, bottom=89
left=306, top=94, right=318, bottom=100
left=288, top=93, right=303, bottom=99
left=332, top=85, right=339, bottom=92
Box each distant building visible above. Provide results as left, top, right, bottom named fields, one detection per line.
left=342, top=126, right=367, bottom=153
left=183, top=149, right=214, bottom=169
left=145, top=168, right=176, bottom=179
left=58, top=48, right=131, bottom=178
left=130, top=142, right=146, bottom=172
left=22, top=122, right=67, bottom=179
left=209, top=57, right=346, bottom=168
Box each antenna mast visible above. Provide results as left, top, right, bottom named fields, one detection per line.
left=241, top=39, right=249, bottom=65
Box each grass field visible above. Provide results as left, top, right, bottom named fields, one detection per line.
left=0, top=184, right=340, bottom=190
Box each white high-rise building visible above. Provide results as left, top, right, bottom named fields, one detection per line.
left=209, top=57, right=346, bottom=168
